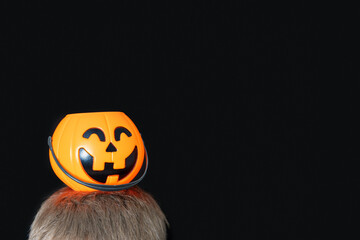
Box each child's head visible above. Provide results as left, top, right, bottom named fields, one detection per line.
left=29, top=186, right=168, bottom=240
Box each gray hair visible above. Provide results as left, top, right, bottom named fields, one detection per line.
left=29, top=186, right=168, bottom=240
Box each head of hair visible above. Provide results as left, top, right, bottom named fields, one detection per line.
left=29, top=186, right=168, bottom=240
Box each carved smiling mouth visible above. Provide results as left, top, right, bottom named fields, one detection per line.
left=79, top=146, right=138, bottom=183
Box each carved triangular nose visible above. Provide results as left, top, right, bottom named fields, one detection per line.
left=106, top=142, right=117, bottom=152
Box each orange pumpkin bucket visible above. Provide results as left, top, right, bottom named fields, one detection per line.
left=48, top=112, right=148, bottom=191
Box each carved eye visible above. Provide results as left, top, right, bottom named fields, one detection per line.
left=114, top=127, right=132, bottom=141
left=83, top=128, right=106, bottom=142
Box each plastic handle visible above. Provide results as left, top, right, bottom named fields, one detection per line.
left=48, top=136, right=148, bottom=191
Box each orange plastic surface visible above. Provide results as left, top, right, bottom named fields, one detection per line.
left=49, top=112, right=145, bottom=191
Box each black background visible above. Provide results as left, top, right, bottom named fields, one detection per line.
left=1, top=1, right=359, bottom=239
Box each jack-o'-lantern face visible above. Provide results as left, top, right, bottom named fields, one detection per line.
left=48, top=112, right=147, bottom=192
